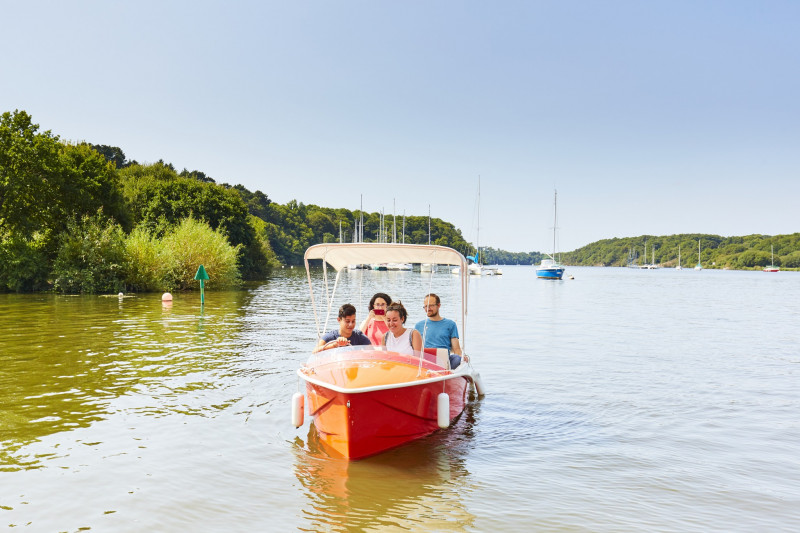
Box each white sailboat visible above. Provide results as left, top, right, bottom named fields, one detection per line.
left=453, top=178, right=483, bottom=276
left=694, top=239, right=703, bottom=270
left=676, top=243, right=683, bottom=270
left=420, top=205, right=434, bottom=272
left=763, top=245, right=780, bottom=272
left=536, top=189, right=565, bottom=280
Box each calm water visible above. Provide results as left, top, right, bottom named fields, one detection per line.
left=2, top=266, right=799, bottom=532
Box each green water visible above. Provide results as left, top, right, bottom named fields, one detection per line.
left=2, top=268, right=800, bottom=531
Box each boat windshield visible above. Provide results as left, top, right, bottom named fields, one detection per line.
left=305, top=345, right=447, bottom=371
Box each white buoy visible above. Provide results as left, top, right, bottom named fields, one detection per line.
left=291, top=392, right=305, bottom=428
left=472, top=372, right=486, bottom=396
left=437, top=392, right=450, bottom=428
left=161, top=292, right=173, bottom=302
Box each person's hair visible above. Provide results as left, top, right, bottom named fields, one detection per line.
left=368, top=292, right=392, bottom=311
left=385, top=301, right=408, bottom=323
left=338, top=303, right=357, bottom=319
left=424, top=293, right=441, bottom=305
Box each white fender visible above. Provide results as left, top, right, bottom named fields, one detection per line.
left=437, top=392, right=450, bottom=429
left=472, top=372, right=486, bottom=396
left=291, top=392, right=305, bottom=428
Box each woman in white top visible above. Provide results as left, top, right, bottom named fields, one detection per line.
left=382, top=301, right=423, bottom=356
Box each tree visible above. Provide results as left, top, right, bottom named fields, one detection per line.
left=90, top=144, right=127, bottom=169
left=0, top=110, right=62, bottom=238
left=118, top=162, right=268, bottom=279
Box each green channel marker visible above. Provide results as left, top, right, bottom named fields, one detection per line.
left=194, top=264, right=209, bottom=305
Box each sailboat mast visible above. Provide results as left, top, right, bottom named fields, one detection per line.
left=427, top=204, right=431, bottom=245
left=477, top=177, right=480, bottom=263
left=552, top=189, right=558, bottom=260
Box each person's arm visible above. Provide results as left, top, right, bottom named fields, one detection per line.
left=411, top=329, right=423, bottom=352
left=312, top=338, right=328, bottom=353
left=313, top=335, right=348, bottom=353
left=359, top=311, right=374, bottom=332
left=450, top=337, right=462, bottom=356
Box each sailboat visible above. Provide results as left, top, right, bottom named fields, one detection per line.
left=420, top=205, right=434, bottom=273
left=694, top=239, right=703, bottom=270
left=536, top=189, right=566, bottom=280
left=676, top=244, right=683, bottom=270
left=763, top=245, right=780, bottom=272
left=453, top=178, right=483, bottom=276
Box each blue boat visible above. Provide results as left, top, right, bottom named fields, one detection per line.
left=536, top=190, right=566, bottom=280
left=536, top=257, right=565, bottom=279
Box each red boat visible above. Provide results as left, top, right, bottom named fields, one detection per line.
left=293, top=243, right=484, bottom=460
left=763, top=245, right=780, bottom=272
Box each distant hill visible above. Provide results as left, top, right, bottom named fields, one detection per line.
left=559, top=233, right=800, bottom=270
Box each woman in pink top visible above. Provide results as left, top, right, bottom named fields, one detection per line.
left=382, top=301, right=423, bottom=355
left=359, top=292, right=392, bottom=346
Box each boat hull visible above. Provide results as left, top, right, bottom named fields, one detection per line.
left=536, top=267, right=564, bottom=280
left=302, top=356, right=469, bottom=459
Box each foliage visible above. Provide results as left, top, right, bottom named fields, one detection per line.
left=117, top=162, right=268, bottom=278
left=561, top=233, right=800, bottom=270
left=123, top=225, right=167, bottom=292
left=481, top=247, right=544, bottom=265
left=247, top=215, right=281, bottom=270
left=90, top=144, right=129, bottom=169
left=52, top=213, right=127, bottom=294
left=159, top=217, right=242, bottom=290
left=243, top=196, right=474, bottom=265
left=0, top=231, right=52, bottom=291
left=0, top=110, right=63, bottom=238
left=1, top=111, right=129, bottom=250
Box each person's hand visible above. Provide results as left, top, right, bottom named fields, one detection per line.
left=336, top=337, right=349, bottom=347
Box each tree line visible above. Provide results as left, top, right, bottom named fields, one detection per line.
left=4, top=109, right=793, bottom=293
left=0, top=110, right=480, bottom=293
left=560, top=233, right=800, bottom=270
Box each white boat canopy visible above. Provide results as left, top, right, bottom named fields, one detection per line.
left=303, top=243, right=470, bottom=350
left=304, top=243, right=467, bottom=271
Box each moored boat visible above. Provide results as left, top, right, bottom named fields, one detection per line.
left=537, top=189, right=566, bottom=280
left=764, top=245, right=780, bottom=272
left=694, top=239, right=703, bottom=270
left=536, top=257, right=565, bottom=279
left=295, top=242, right=484, bottom=460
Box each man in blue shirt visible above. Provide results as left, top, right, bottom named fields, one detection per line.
left=314, top=303, right=372, bottom=353
left=414, top=293, right=462, bottom=369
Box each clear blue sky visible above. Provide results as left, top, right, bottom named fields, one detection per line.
left=3, top=1, right=798, bottom=252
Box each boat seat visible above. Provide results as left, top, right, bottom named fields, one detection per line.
left=423, top=348, right=451, bottom=369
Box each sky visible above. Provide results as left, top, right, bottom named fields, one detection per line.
left=2, top=1, right=798, bottom=253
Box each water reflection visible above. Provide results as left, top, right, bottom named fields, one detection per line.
left=0, top=291, right=252, bottom=471
left=293, top=396, right=481, bottom=531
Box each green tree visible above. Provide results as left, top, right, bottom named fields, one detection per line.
left=118, top=163, right=267, bottom=279
left=52, top=212, right=127, bottom=294
left=90, top=144, right=128, bottom=169
left=0, top=110, right=62, bottom=238
left=0, top=231, right=52, bottom=291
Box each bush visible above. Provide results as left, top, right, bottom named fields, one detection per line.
left=159, top=217, right=242, bottom=290
left=124, top=225, right=167, bottom=292
left=53, top=214, right=126, bottom=293
left=780, top=251, right=800, bottom=268
left=0, top=231, right=52, bottom=291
